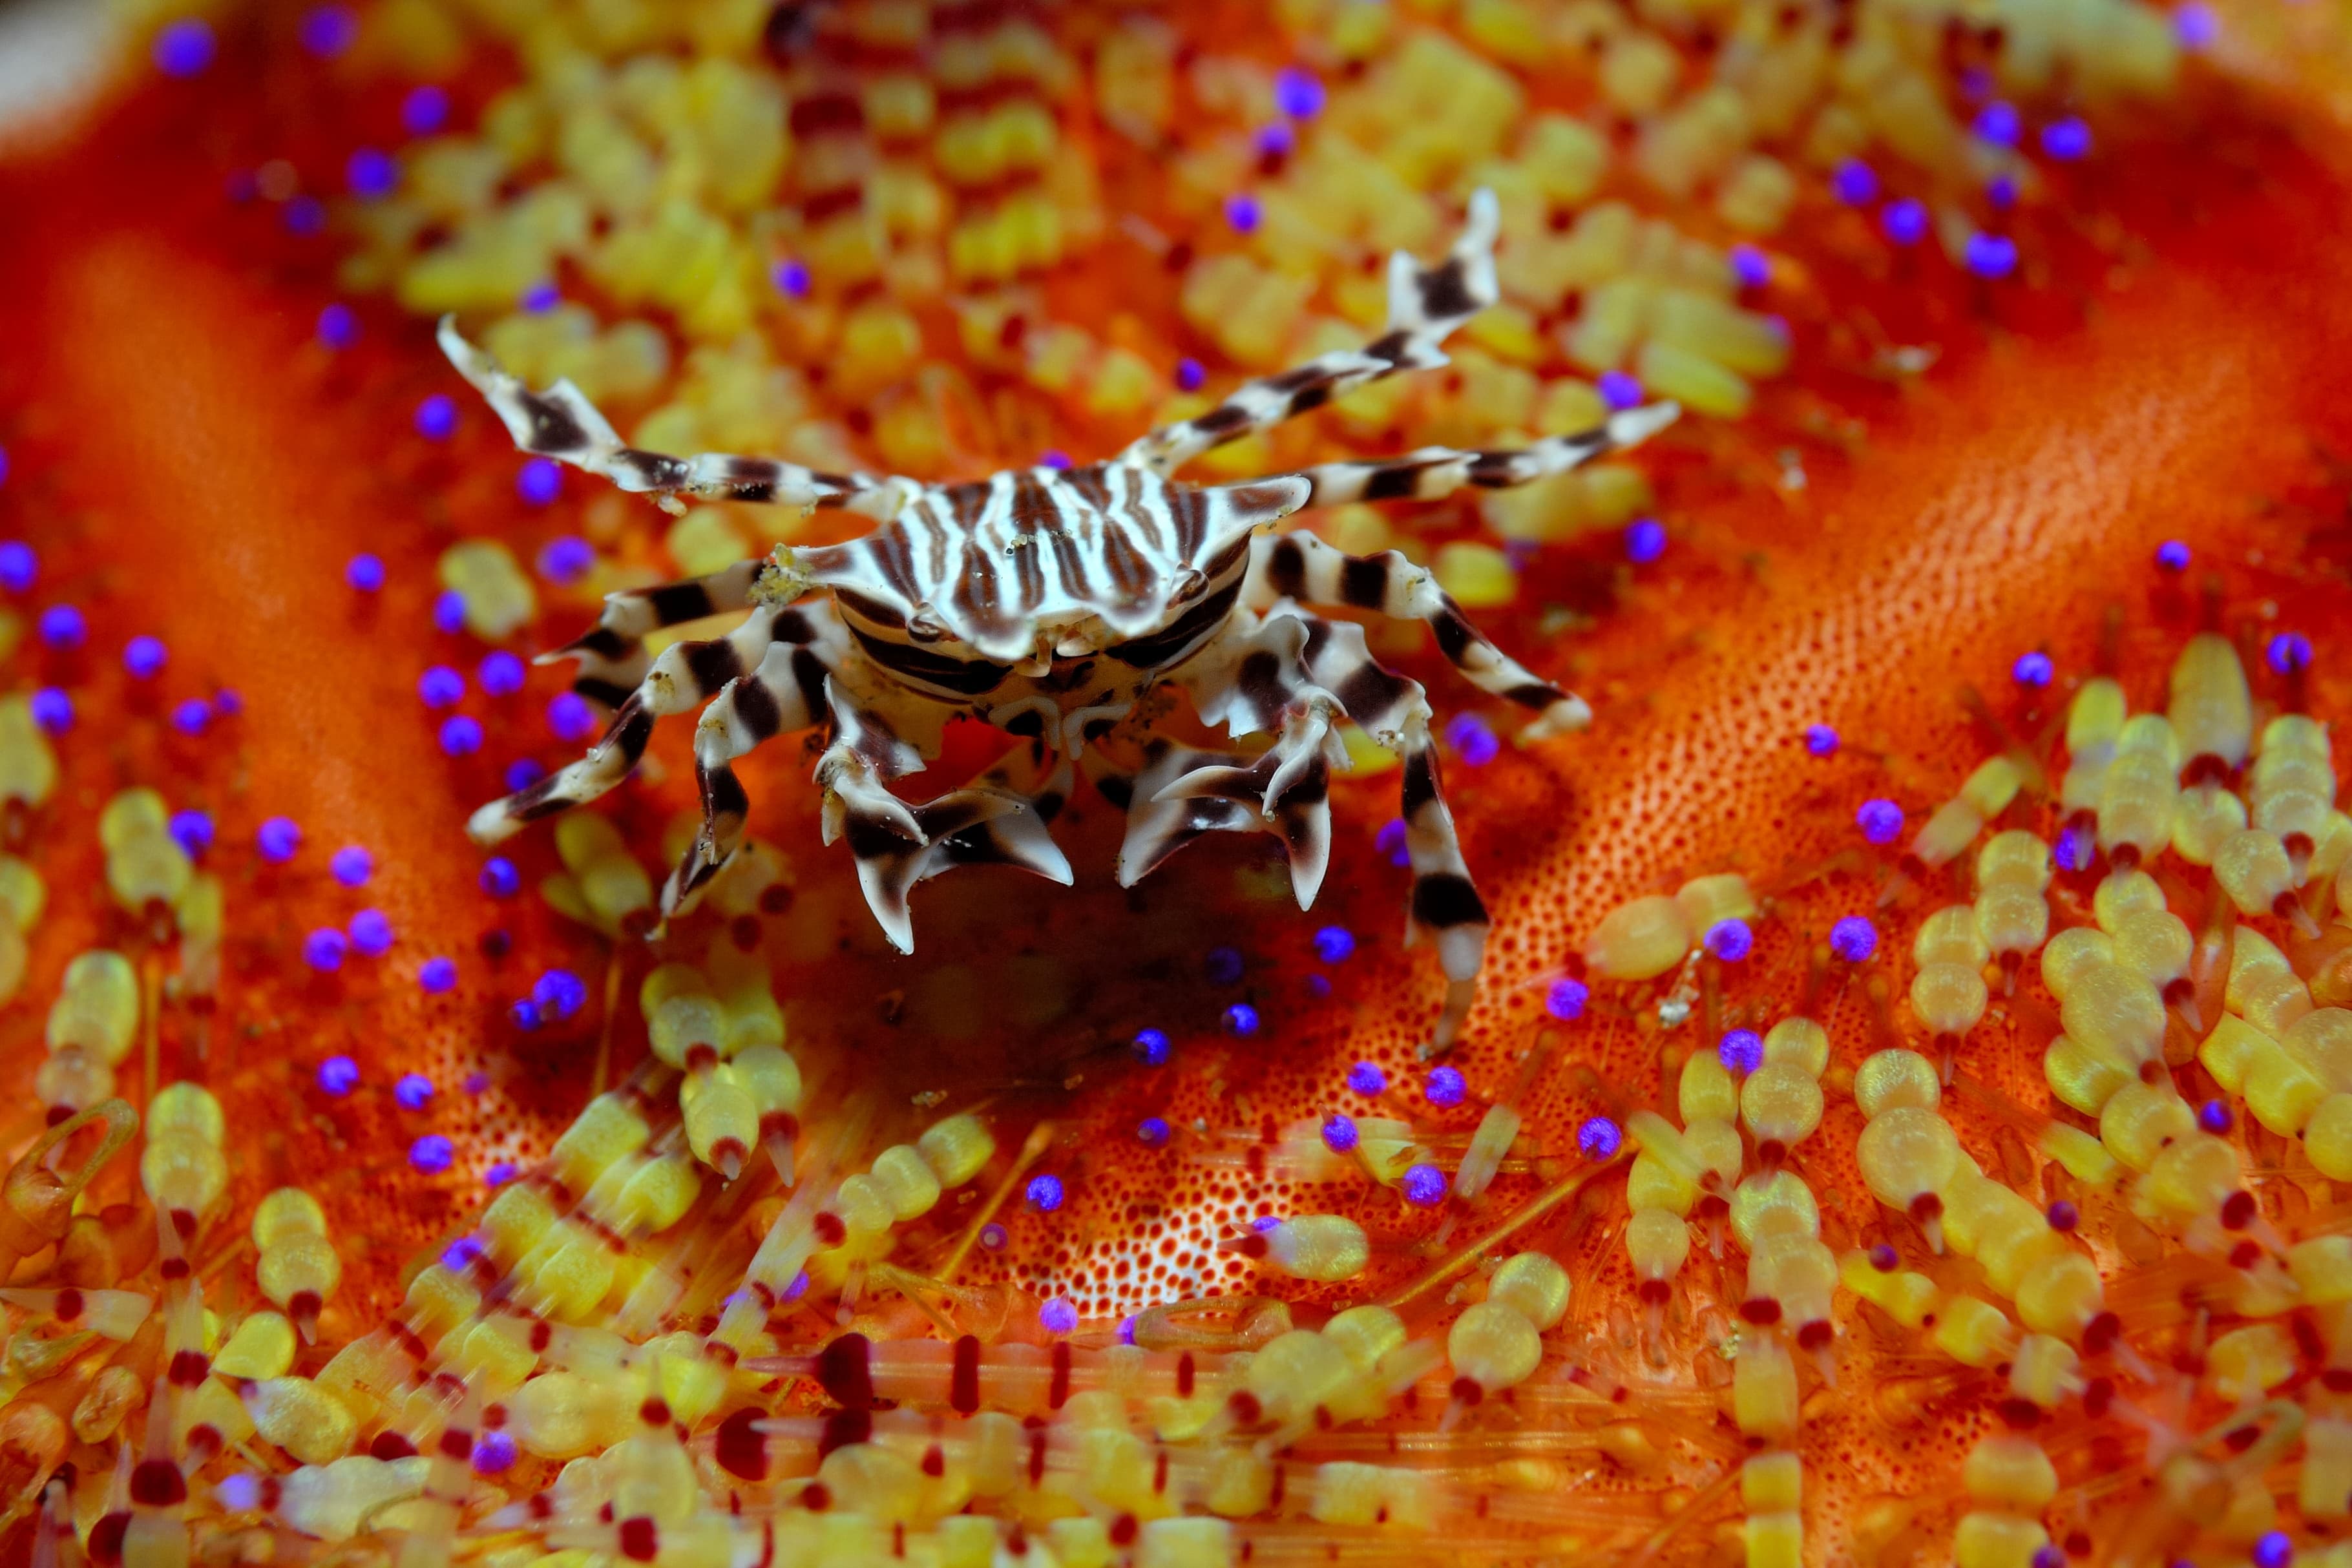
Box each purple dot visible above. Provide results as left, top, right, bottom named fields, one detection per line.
left=1313, top=926, right=1355, bottom=963
left=124, top=636, right=167, bottom=678
left=2032, top=1549, right=2066, bottom=1568
left=1973, top=101, right=2021, bottom=146
left=168, top=810, right=214, bottom=858
left=257, top=817, right=301, bottom=862
left=537, top=537, right=594, bottom=584
left=1425, top=1065, right=1467, bottom=1109
left=1375, top=817, right=1410, bottom=868
left=503, top=758, right=545, bottom=793
left=213, top=689, right=242, bottom=717
left=347, top=147, right=397, bottom=198
left=518, top=459, right=562, bottom=507
left=979, top=1224, right=1007, bottom=1251
left=1224, top=194, right=1261, bottom=233
left=1402, top=1164, right=1447, bottom=1207
left=1445, top=712, right=1500, bottom=766
left=471, top=1430, right=516, bottom=1475
left=2046, top=1200, right=2078, bottom=1232
left=534, top=969, right=588, bottom=1019
left=284, top=198, right=325, bottom=236
left=1805, top=724, right=1840, bottom=758
left=548, top=692, right=596, bottom=742
left=432, top=591, right=465, bottom=633
left=1175, top=357, right=1205, bottom=392
left=1832, top=160, right=1878, bottom=205
left=439, top=715, right=483, bottom=757
left=317, top=1056, right=359, bottom=1096
left=1718, top=1029, right=1765, bottom=1074
left=410, top=1134, right=456, bottom=1175
left=779, top=1270, right=812, bottom=1302
left=346, top=554, right=385, bottom=591
left=414, top=395, right=457, bottom=440
left=30, top=689, right=72, bottom=735
left=1026, top=1173, right=1066, bottom=1213
left=418, top=666, right=466, bottom=709
left=395, top=1073, right=435, bottom=1110
left=154, top=18, right=215, bottom=76
left=2198, top=1098, right=2232, bottom=1134
left=1988, top=175, right=2019, bottom=212
left=478, top=651, right=526, bottom=696
left=171, top=698, right=211, bottom=736
left=1348, top=1061, right=1386, bottom=1096
left=1964, top=233, right=2019, bottom=280
left=1705, top=919, right=1752, bottom=962
left=1578, top=1116, right=1622, bottom=1160
left=402, top=85, right=448, bottom=135
left=1856, top=799, right=1905, bottom=846
left=331, top=846, right=373, bottom=887
left=2053, top=822, right=2094, bottom=873
left=1204, top=946, right=1244, bottom=985
left=479, top=857, right=520, bottom=898
left=38, top=605, right=84, bottom=649
left=1039, top=1298, right=1079, bottom=1335
left=1322, top=1114, right=1359, bottom=1153
left=1137, top=1116, right=1171, bottom=1147
left=1546, top=977, right=1589, bottom=1021
left=317, top=304, right=359, bottom=350
left=521, top=282, right=560, bottom=313
left=483, top=1162, right=517, bottom=1187
left=1880, top=199, right=1927, bottom=246
left=2013, top=651, right=2053, bottom=687
left=1223, top=1003, right=1261, bottom=1036
left=1625, top=517, right=1667, bottom=563
left=300, top=5, right=359, bottom=56
left=1274, top=67, right=1325, bottom=118
left=303, top=928, right=349, bottom=972
left=1598, top=371, right=1644, bottom=411
left=1830, top=915, right=1878, bottom=963
left=772, top=259, right=812, bottom=298
left=217, top=1474, right=260, bottom=1512
left=1730, top=245, right=1770, bottom=289
left=1039, top=449, right=1072, bottom=470
left=2269, top=632, right=2314, bottom=675
left=2156, top=539, right=2190, bottom=571
left=0, top=542, right=32, bottom=592
left=509, top=999, right=541, bottom=1031
left=420, top=956, right=457, bottom=993
left=2041, top=118, right=2092, bottom=162
left=350, top=909, right=394, bottom=956
left=1868, top=1242, right=1899, bottom=1271
left=1255, top=122, right=1295, bottom=158
left=2176, top=3, right=2218, bottom=48
left=2253, top=1533, right=2292, bottom=1568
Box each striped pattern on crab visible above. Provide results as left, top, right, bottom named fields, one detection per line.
left=441, top=190, right=1679, bottom=1051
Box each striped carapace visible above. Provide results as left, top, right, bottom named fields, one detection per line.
left=445, top=191, right=1677, bottom=1050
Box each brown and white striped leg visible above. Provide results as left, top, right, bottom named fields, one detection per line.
left=541, top=558, right=766, bottom=711
left=470, top=602, right=835, bottom=844
left=438, top=317, right=917, bottom=519
left=657, top=637, right=856, bottom=916
left=1116, top=190, right=1502, bottom=476
left=846, top=744, right=1077, bottom=954
left=1275, top=401, right=1679, bottom=515
left=1135, top=698, right=1344, bottom=907
left=1248, top=516, right=1606, bottom=742
left=1289, top=614, right=1491, bottom=1052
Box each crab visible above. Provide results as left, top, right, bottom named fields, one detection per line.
left=442, top=191, right=1677, bottom=1050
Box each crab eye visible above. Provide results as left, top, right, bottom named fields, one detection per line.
left=1168, top=568, right=1208, bottom=603
left=906, top=612, right=949, bottom=643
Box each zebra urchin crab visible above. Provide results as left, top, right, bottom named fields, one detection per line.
left=445, top=191, right=1677, bottom=1049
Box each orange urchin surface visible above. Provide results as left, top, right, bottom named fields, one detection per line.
left=6, top=1, right=2352, bottom=1564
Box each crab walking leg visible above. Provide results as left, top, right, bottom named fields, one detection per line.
left=1278, top=402, right=1679, bottom=513
left=540, top=558, right=766, bottom=711
left=1293, top=616, right=1492, bottom=1051
left=437, top=317, right=919, bottom=518
left=656, top=627, right=855, bottom=915
left=1118, top=190, right=1502, bottom=476
left=469, top=602, right=835, bottom=844
left=1246, top=523, right=1601, bottom=740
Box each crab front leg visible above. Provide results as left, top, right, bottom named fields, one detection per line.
left=468, top=601, right=835, bottom=844
left=439, top=317, right=919, bottom=518
left=1118, top=190, right=1502, bottom=476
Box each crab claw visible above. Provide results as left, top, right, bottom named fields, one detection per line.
left=850, top=787, right=1073, bottom=953
left=1120, top=742, right=1336, bottom=909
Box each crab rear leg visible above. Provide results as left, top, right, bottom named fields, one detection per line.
left=1118, top=190, right=1503, bottom=476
